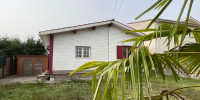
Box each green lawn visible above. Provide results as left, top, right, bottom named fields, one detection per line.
left=0, top=75, right=200, bottom=100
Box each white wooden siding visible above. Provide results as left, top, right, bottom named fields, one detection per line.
left=53, top=25, right=109, bottom=70
left=108, top=26, right=136, bottom=61
left=52, top=25, right=138, bottom=70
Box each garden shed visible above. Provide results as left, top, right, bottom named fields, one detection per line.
left=17, top=55, right=48, bottom=76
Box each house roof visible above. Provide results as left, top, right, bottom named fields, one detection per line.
left=128, top=17, right=200, bottom=27
left=40, top=19, right=144, bottom=36
left=181, top=16, right=200, bottom=25
left=39, top=19, right=144, bottom=47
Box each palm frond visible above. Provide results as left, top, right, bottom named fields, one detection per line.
left=123, top=23, right=200, bottom=49
left=144, top=84, right=200, bottom=100
left=135, top=0, right=162, bottom=20
left=68, top=61, right=107, bottom=76
left=146, top=0, right=172, bottom=29
left=69, top=46, right=187, bottom=99
left=170, top=43, right=200, bottom=76
left=180, top=0, right=194, bottom=46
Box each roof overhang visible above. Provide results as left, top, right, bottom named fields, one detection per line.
left=157, top=18, right=200, bottom=27
left=127, top=17, right=200, bottom=27
left=39, top=19, right=144, bottom=47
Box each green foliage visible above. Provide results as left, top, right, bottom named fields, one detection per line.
left=1, top=76, right=200, bottom=100
left=0, top=81, right=93, bottom=100
left=169, top=43, right=200, bottom=77
left=0, top=56, right=3, bottom=68
left=68, top=23, right=200, bottom=100
left=69, top=0, right=200, bottom=99
left=0, top=50, right=4, bottom=56
left=123, top=23, right=200, bottom=50
left=0, top=37, right=46, bottom=56
left=134, top=0, right=197, bottom=49
left=69, top=46, right=189, bottom=100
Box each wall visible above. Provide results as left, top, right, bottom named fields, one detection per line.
left=53, top=25, right=109, bottom=71
left=128, top=20, right=197, bottom=53
left=108, top=26, right=137, bottom=61
left=156, top=23, right=197, bottom=53
left=52, top=25, right=140, bottom=71
left=128, top=20, right=156, bottom=31
left=128, top=20, right=157, bottom=53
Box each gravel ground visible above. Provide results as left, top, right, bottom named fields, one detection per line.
left=0, top=75, right=39, bottom=85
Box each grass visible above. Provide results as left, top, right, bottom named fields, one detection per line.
left=0, top=75, right=200, bottom=100
left=149, top=75, right=200, bottom=100
left=0, top=80, right=93, bottom=100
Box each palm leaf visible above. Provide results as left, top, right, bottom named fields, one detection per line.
left=170, top=43, right=200, bottom=76
left=146, top=0, right=172, bottom=29
left=180, top=0, right=194, bottom=46
left=123, top=23, right=194, bottom=49
left=144, top=85, right=200, bottom=100
left=68, top=61, right=107, bottom=76
left=69, top=46, right=188, bottom=99
left=167, top=0, right=188, bottom=46
left=135, top=0, right=162, bottom=20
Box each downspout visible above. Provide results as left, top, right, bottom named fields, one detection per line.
left=49, top=34, right=54, bottom=75
left=155, top=21, right=159, bottom=53
left=108, top=25, right=110, bottom=62
left=108, top=22, right=113, bottom=62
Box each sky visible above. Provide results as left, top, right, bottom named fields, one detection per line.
left=0, top=0, right=199, bottom=41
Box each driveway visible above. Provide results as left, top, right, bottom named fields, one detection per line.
left=0, top=75, right=39, bottom=85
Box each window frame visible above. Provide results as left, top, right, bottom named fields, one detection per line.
left=123, top=46, right=132, bottom=59
left=75, top=46, right=91, bottom=58
left=189, top=33, right=195, bottom=38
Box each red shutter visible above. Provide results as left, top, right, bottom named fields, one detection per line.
left=117, top=46, right=123, bottom=59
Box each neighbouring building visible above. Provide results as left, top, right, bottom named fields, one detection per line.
left=128, top=16, right=200, bottom=53
left=128, top=17, right=200, bottom=78
left=39, top=19, right=144, bottom=75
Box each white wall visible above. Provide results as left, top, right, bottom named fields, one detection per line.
left=52, top=25, right=139, bottom=70
left=53, top=25, right=109, bottom=70
left=108, top=26, right=136, bottom=61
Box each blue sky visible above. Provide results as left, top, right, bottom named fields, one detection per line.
left=0, top=0, right=199, bottom=40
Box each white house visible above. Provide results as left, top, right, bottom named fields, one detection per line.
left=128, top=16, right=200, bottom=53
left=39, top=19, right=143, bottom=75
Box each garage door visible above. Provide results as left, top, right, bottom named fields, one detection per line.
left=23, top=58, right=43, bottom=76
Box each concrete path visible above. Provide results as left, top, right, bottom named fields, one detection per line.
left=0, top=75, right=39, bottom=85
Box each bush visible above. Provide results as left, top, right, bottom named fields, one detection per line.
left=0, top=37, right=46, bottom=56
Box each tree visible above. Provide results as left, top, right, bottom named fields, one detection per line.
left=0, top=50, right=3, bottom=56
left=0, top=37, right=46, bottom=56
left=68, top=0, right=200, bottom=100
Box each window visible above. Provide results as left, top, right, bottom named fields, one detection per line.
left=117, top=46, right=132, bottom=59
left=76, top=46, right=90, bottom=58
left=123, top=46, right=132, bottom=58
left=189, top=33, right=194, bottom=38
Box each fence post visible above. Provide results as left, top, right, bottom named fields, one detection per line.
left=0, top=56, right=3, bottom=78
left=2, top=56, right=6, bottom=78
